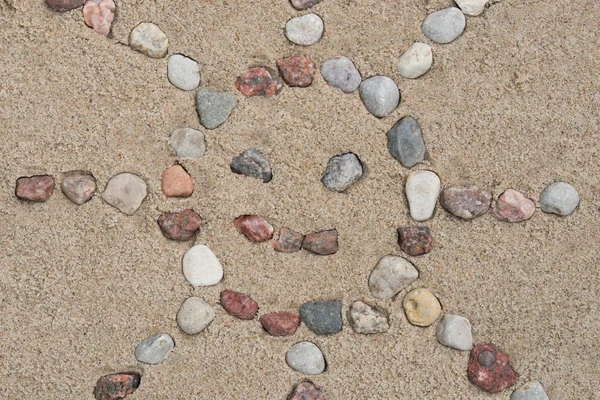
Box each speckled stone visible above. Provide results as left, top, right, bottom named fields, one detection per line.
left=94, top=373, right=141, bottom=400
left=15, top=175, right=54, bottom=202
left=285, top=13, right=324, bottom=46
left=299, top=300, right=342, bottom=335
left=273, top=227, right=304, bottom=253
left=277, top=56, right=315, bottom=87
left=436, top=314, right=473, bottom=351
left=287, top=381, right=325, bottom=400
left=321, top=152, right=363, bottom=192
left=359, top=76, right=400, bottom=118
left=539, top=181, right=579, bottom=216
left=134, top=333, right=174, bottom=365
left=302, top=229, right=338, bottom=255
left=348, top=300, right=390, bottom=334
left=467, top=343, right=519, bottom=393
left=368, top=255, right=419, bottom=299
left=492, top=189, right=535, bottom=222
left=421, top=7, right=466, bottom=44
left=220, top=290, right=259, bottom=320
left=61, top=172, right=96, bottom=205
left=169, top=127, right=206, bottom=159
left=230, top=148, right=273, bottom=183
left=157, top=209, right=201, bottom=241
left=102, top=173, right=147, bottom=215
left=321, top=56, right=362, bottom=93
left=511, top=381, right=549, bottom=400
left=440, top=185, right=492, bottom=219
left=286, top=341, right=326, bottom=375
left=176, top=296, right=216, bottom=335
left=386, top=116, right=426, bottom=168
left=129, top=22, right=168, bottom=58
left=233, top=215, right=274, bottom=243
left=260, top=312, right=300, bottom=336
left=397, top=227, right=434, bottom=256
left=82, top=0, right=115, bottom=36
left=403, top=288, right=442, bottom=327
left=195, top=88, right=237, bottom=130
left=235, top=67, right=282, bottom=97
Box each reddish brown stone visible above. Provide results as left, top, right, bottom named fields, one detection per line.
left=287, top=381, right=325, bottom=400
left=467, top=343, right=518, bottom=393
left=277, top=56, right=315, bottom=87
left=290, top=0, right=323, bottom=10
left=47, top=0, right=85, bottom=12
left=235, top=67, right=282, bottom=97
left=397, top=227, right=433, bottom=256
left=233, top=215, right=274, bottom=243
left=161, top=165, right=193, bottom=197
left=440, top=185, right=492, bottom=219
left=302, top=229, right=338, bottom=255
left=220, top=290, right=259, bottom=320
left=93, top=372, right=141, bottom=400
left=491, top=189, right=535, bottom=222
left=15, top=175, right=54, bottom=202
left=273, top=227, right=304, bottom=253
left=259, top=312, right=300, bottom=336
left=157, top=209, right=201, bottom=241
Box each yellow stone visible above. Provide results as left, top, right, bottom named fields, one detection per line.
left=403, top=288, right=441, bottom=327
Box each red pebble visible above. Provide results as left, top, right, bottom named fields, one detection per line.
left=15, top=175, right=54, bottom=202
left=273, top=227, right=304, bottom=253
left=302, top=229, right=338, bottom=255
left=290, top=0, right=323, bottom=10
left=47, top=0, right=85, bottom=12
left=157, top=209, right=201, bottom=241
left=220, top=290, right=259, bottom=320
left=467, top=343, right=518, bottom=393
left=491, top=189, right=535, bottom=222
left=397, top=227, right=434, bottom=256
left=235, top=67, right=282, bottom=97
left=259, top=312, right=300, bottom=336
left=93, top=373, right=141, bottom=400
left=233, top=215, right=274, bottom=243
left=287, top=381, right=325, bottom=400
left=277, top=56, right=315, bottom=87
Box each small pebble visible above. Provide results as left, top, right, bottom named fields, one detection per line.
left=182, top=244, right=223, bottom=287
left=260, top=312, right=300, bottom=336
left=102, top=173, right=147, bottom=215
left=398, top=227, right=434, bottom=256
left=290, top=0, right=322, bottom=10
left=321, top=152, right=363, bottom=192
left=277, top=56, right=315, bottom=87
left=491, top=189, right=535, bottom=222
left=436, top=314, right=473, bottom=351
left=421, top=7, right=466, bottom=44
left=157, top=209, right=201, bottom=241
left=397, top=43, right=432, bottom=79
left=273, top=227, right=304, bottom=253
left=285, top=13, right=324, bottom=46
left=195, top=88, right=237, bottom=130
left=467, top=343, right=519, bottom=393
left=47, top=0, right=84, bottom=12
left=348, top=300, right=390, bottom=334
left=286, top=341, right=326, bottom=375
left=455, top=0, right=488, bottom=16
left=233, top=215, right=274, bottom=242
left=134, top=333, right=174, bottom=365
left=406, top=170, right=441, bottom=221
left=82, top=0, right=115, bottom=36
left=359, top=76, right=400, bottom=118
left=94, top=373, right=141, bottom=400
left=320, top=56, right=362, bottom=93
left=176, top=296, right=216, bottom=335
left=299, top=300, right=342, bottom=335
left=511, top=381, right=549, bottom=400
left=15, top=175, right=54, bottom=202
left=403, top=288, right=442, bottom=327
left=368, top=255, right=419, bottom=299
left=235, top=67, right=282, bottom=97
left=129, top=22, right=168, bottom=58
left=230, top=149, right=273, bottom=183
left=539, top=181, right=579, bottom=216
left=440, top=185, right=492, bottom=219
left=161, top=165, right=193, bottom=197
left=220, top=290, right=259, bottom=320
left=302, top=229, right=338, bottom=255
left=287, top=381, right=325, bottom=400
left=167, top=54, right=200, bottom=91
left=169, top=127, right=206, bottom=159
left=61, top=172, right=96, bottom=205
left=386, top=116, right=426, bottom=168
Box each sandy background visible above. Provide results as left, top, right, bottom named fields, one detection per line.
left=0, top=0, right=599, bottom=398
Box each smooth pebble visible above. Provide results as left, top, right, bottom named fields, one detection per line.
left=134, top=333, right=174, bottom=365
left=422, top=7, right=466, bottom=44
left=182, top=244, right=223, bottom=287
left=230, top=148, right=272, bottom=183
left=492, top=189, right=535, bottom=222
left=61, top=172, right=96, bottom=205
left=368, top=255, right=419, bottom=299
left=195, top=88, right=237, bottom=130
left=300, top=300, right=342, bottom=335
left=15, top=175, right=54, bottom=202
left=286, top=342, right=326, bottom=375
left=285, top=13, right=324, bottom=46
left=511, top=381, right=549, bottom=400
left=406, top=170, right=441, bottom=221
left=386, top=116, right=426, bottom=168
left=320, top=56, right=362, bottom=93
left=440, top=185, right=492, bottom=219
left=169, top=127, right=206, bottom=159
left=287, top=381, right=325, bottom=400
left=167, top=54, right=200, bottom=91
left=47, top=0, right=84, bottom=11
left=455, top=0, right=488, bottom=16
left=436, top=314, right=473, bottom=351
left=321, top=152, right=363, bottom=192
left=302, top=229, right=338, bottom=255
left=397, top=43, right=432, bottom=79
left=539, top=181, right=579, bottom=216
left=359, top=76, right=400, bottom=118
left=161, top=165, right=193, bottom=197
left=102, top=173, right=147, bottom=215
left=398, top=226, right=434, bottom=256
left=348, top=301, right=390, bottom=334
left=129, top=22, right=168, bottom=58
left=177, top=296, right=216, bottom=335
left=290, top=0, right=322, bottom=10
left=403, top=288, right=442, bottom=327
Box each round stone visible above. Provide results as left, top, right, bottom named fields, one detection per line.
left=167, top=54, right=200, bottom=91
left=455, top=0, right=488, bottom=16
left=368, top=255, right=419, bottom=299
left=468, top=343, right=518, bottom=393
left=61, top=172, right=96, bottom=205
left=359, top=76, right=400, bottom=118
left=511, top=381, right=549, bottom=400
left=285, top=13, right=324, bottom=46
left=436, top=314, right=473, bottom=351
left=182, top=244, right=223, bottom=287
left=102, top=173, right=147, bottom=215
left=277, top=55, right=315, bottom=87
left=421, top=7, right=466, bottom=44
left=320, top=56, right=362, bottom=93
left=82, top=0, right=115, bottom=36
left=169, top=127, right=206, bottom=159
left=386, top=116, right=426, bottom=168
left=176, top=296, right=216, bottom=335
left=406, top=170, right=441, bottom=222
left=539, top=182, right=579, bottom=216
left=285, top=342, right=326, bottom=375
left=403, top=288, right=442, bottom=327
left=129, top=22, right=168, bottom=58
left=348, top=301, right=390, bottom=334
left=321, top=152, right=363, bottom=192
left=397, top=43, right=432, bottom=79
left=134, top=333, right=174, bottom=365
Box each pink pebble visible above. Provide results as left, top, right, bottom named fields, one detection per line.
left=82, top=0, right=115, bottom=36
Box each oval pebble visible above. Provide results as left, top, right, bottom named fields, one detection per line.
left=403, top=288, right=441, bottom=327
left=359, top=76, right=400, bottom=118
left=196, top=88, right=237, bottom=130
left=397, top=43, right=432, bottom=79
left=406, top=170, right=441, bottom=222
left=167, top=54, right=200, bottom=91
left=230, top=148, right=272, bottom=183
left=15, top=175, right=54, bottom=202
left=134, top=333, right=174, bottom=365
left=492, top=189, right=535, bottom=222
left=169, top=127, right=206, bottom=159
left=176, top=296, right=215, bottom=335
left=286, top=341, right=326, bottom=375
left=539, top=181, right=579, bottom=216
left=321, top=152, right=363, bottom=192
left=47, top=0, right=84, bottom=12
left=386, top=116, right=426, bottom=168
left=422, top=7, right=466, bottom=44
left=440, top=185, right=492, bottom=219
left=511, top=381, right=549, bottom=400
left=368, top=255, right=419, bottom=299
left=102, top=173, right=147, bottom=215
left=129, top=22, right=168, bottom=58
left=285, top=13, right=324, bottom=46
left=436, top=314, right=473, bottom=351
left=320, top=56, right=362, bottom=93
left=182, top=244, right=223, bottom=287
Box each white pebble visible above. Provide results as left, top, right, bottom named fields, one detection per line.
left=511, top=381, right=549, bottom=400
left=369, top=255, right=419, bottom=299
left=285, top=341, right=326, bottom=375
left=176, top=296, right=215, bottom=335
left=455, top=0, right=488, bottom=16
left=167, top=54, right=200, bottom=91
left=397, top=42, right=432, bottom=79
left=285, top=13, right=324, bottom=46
left=134, top=333, right=174, bottom=365
left=348, top=301, right=390, bottom=334
left=129, top=22, right=169, bottom=58
left=539, top=181, right=579, bottom=216
left=359, top=76, right=400, bottom=118
left=436, top=314, right=473, bottom=351
left=406, top=170, right=441, bottom=221
left=102, top=173, right=147, bottom=215
left=421, top=7, right=466, bottom=44
left=182, top=244, right=223, bottom=287
left=169, top=127, right=206, bottom=159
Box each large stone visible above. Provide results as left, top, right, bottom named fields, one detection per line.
left=93, top=373, right=141, bottom=400
left=368, top=255, right=419, bottom=299
left=539, top=181, right=579, bottom=216
left=15, top=175, right=54, bottom=202
left=272, top=227, right=304, bottom=253
left=157, top=209, right=201, bottom=241
left=277, top=56, right=315, bottom=87
left=134, top=333, right=175, bottom=365
left=102, top=173, right=147, bottom=215
left=233, top=215, right=274, bottom=243
left=230, top=148, right=272, bottom=183
left=397, top=43, right=432, bottom=79
left=321, top=152, right=363, bottom=192
left=455, top=0, right=488, bottom=16
left=467, top=343, right=519, bottom=393
left=348, top=300, right=390, bottom=334
left=61, top=172, right=96, bottom=205
left=421, top=7, right=466, bottom=44
left=176, top=296, right=216, bottom=335
left=403, top=288, right=441, bottom=327
left=436, top=314, right=473, bottom=351
left=286, top=342, right=326, bottom=375
left=167, top=54, right=201, bottom=91
left=259, top=312, right=300, bottom=336
left=287, top=381, right=325, bottom=400
left=511, top=381, right=549, bottom=400
left=397, top=227, right=433, bottom=256
left=129, top=22, right=168, bottom=58
left=321, top=56, right=362, bottom=93
left=169, top=127, right=206, bottom=159
left=359, top=76, right=400, bottom=118
left=182, top=244, right=223, bottom=287
left=406, top=170, right=441, bottom=222
left=220, top=290, right=259, bottom=320
left=195, top=88, right=237, bottom=130
left=440, top=185, right=492, bottom=219
left=491, top=189, right=535, bottom=222
left=82, top=0, right=115, bottom=36
left=47, top=0, right=84, bottom=12
left=235, top=67, right=282, bottom=97
left=386, top=116, right=426, bottom=168
left=302, top=229, right=338, bottom=255
left=299, top=300, right=342, bottom=335
left=285, top=13, right=324, bottom=46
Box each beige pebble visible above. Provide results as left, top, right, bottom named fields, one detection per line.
left=403, top=288, right=441, bottom=327
left=129, top=22, right=169, bottom=58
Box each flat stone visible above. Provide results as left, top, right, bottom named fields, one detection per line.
left=348, top=300, right=390, bottom=334
left=176, top=296, right=216, bottom=335
left=539, top=181, right=579, bottom=216
left=403, top=288, right=442, bottom=327
left=129, top=22, right=168, bottom=58
left=290, top=0, right=322, bottom=10
left=134, top=333, right=174, bottom=365
left=492, top=189, right=535, bottom=222
left=277, top=56, right=315, bottom=87
left=299, top=300, right=342, bottom=335
left=406, top=170, right=441, bottom=222
left=102, top=173, right=147, bottom=215
left=15, top=175, right=54, bottom=202
left=302, top=229, right=338, bottom=255
left=398, top=227, right=433, bottom=256
left=386, top=116, right=426, bottom=168
left=182, top=244, right=223, bottom=287
left=233, top=215, right=274, bottom=243
left=273, top=227, right=304, bottom=253
left=82, top=0, right=115, bottom=36
left=161, top=165, right=193, bottom=197
left=157, top=209, right=201, bottom=241
left=61, top=172, right=96, bottom=205
left=440, top=185, right=492, bottom=219
left=195, top=88, right=237, bottom=130
left=321, top=56, right=362, bottom=93
left=511, top=381, right=549, bottom=400
left=321, top=152, right=363, bottom=192
left=235, top=67, right=282, bottom=97
left=359, top=76, right=400, bottom=118
left=369, top=255, right=418, bottom=299
left=287, top=381, right=325, bottom=400
left=169, top=127, right=206, bottom=159
left=436, top=314, right=473, bottom=351
left=230, top=149, right=272, bottom=183
left=467, top=343, right=519, bottom=393
left=220, top=290, right=259, bottom=320
left=47, top=0, right=84, bottom=12
left=286, top=341, right=326, bottom=375
left=397, top=42, right=432, bottom=79
left=94, top=373, right=141, bottom=400
left=285, top=13, right=324, bottom=46
left=456, top=0, right=488, bottom=16
left=260, top=312, right=300, bottom=336
left=167, top=54, right=200, bottom=91
left=422, top=7, right=466, bottom=44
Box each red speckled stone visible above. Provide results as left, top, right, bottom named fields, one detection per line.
left=93, top=373, right=141, bottom=400
left=15, top=175, right=54, bottom=202
left=440, top=185, right=492, bottom=219
left=302, top=229, right=338, bottom=255
left=233, top=215, right=274, bottom=242
left=398, top=227, right=434, bottom=256
left=273, top=227, right=304, bottom=253
left=467, top=343, right=518, bottom=393
left=491, top=189, right=535, bottom=222
left=235, top=67, right=282, bottom=97
left=287, top=381, right=325, bottom=400
left=290, top=0, right=323, bottom=10
left=277, top=56, right=315, bottom=87
left=220, top=290, right=259, bottom=320
left=259, top=312, right=300, bottom=336
left=157, top=209, right=201, bottom=241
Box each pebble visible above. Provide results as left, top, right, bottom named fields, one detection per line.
left=287, top=381, right=325, bottom=400
left=422, top=7, right=466, bottom=44
left=539, top=181, right=579, bottom=216
left=299, top=300, right=342, bottom=335
left=102, top=173, right=147, bottom=215
left=129, top=22, right=168, bottom=59
left=320, top=56, right=362, bottom=93
left=277, top=56, right=315, bottom=87
left=82, top=0, right=115, bottom=36
left=286, top=342, right=326, bottom=375
left=230, top=149, right=273, bottom=183
left=195, top=88, right=237, bottom=130
left=169, top=127, right=206, bottom=159
left=511, top=381, right=549, bottom=400
left=467, top=343, right=519, bottom=393
left=368, top=255, right=419, bottom=299
left=398, top=227, right=434, bottom=256
left=15, top=175, right=54, bottom=202
left=440, top=185, right=492, bottom=219
left=182, top=244, right=223, bottom=287
left=220, top=290, right=259, bottom=320
left=47, top=0, right=84, bottom=12
left=176, top=296, right=216, bottom=335
left=290, top=0, right=322, bottom=10
left=321, top=152, right=363, bottom=192
left=455, top=0, right=488, bottom=16
left=235, top=67, right=282, bottom=97
left=406, top=170, right=441, bottom=222
left=94, top=373, right=141, bottom=400
left=285, top=13, right=324, bottom=46
left=491, top=189, right=535, bottom=222
left=403, top=288, right=442, bottom=327
left=273, top=227, right=304, bottom=253
left=348, top=300, right=390, bottom=334
left=397, top=43, right=433, bottom=79
left=386, top=116, right=426, bottom=168
left=61, top=172, right=96, bottom=205
left=161, top=165, right=193, bottom=197
left=359, top=76, right=400, bottom=118
left=302, top=229, right=338, bottom=255
left=435, top=314, right=473, bottom=351
left=259, top=312, right=300, bottom=336
left=157, top=209, right=201, bottom=241
left=134, top=333, right=175, bottom=365
left=167, top=54, right=200, bottom=91
left=233, top=215, right=274, bottom=242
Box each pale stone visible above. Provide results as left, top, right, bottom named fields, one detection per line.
left=286, top=342, right=326, bottom=375
left=359, top=76, right=400, bottom=118
left=102, top=173, right=147, bottom=215
left=436, top=314, right=473, bottom=351
left=421, top=7, right=466, bottom=44
left=169, top=128, right=206, bottom=159
left=167, top=54, right=200, bottom=91
left=348, top=301, right=390, bottom=334
left=510, top=381, right=549, bottom=400
left=285, top=13, right=324, bottom=46
left=134, top=333, right=174, bottom=365
left=403, top=288, right=441, bottom=327
left=397, top=43, right=432, bottom=79
left=456, top=0, right=488, bottom=16
left=406, top=170, right=441, bottom=222
left=82, top=0, right=115, bottom=36
left=176, top=297, right=215, bottom=335
left=129, top=22, right=169, bottom=58
left=182, top=244, right=223, bottom=287
left=368, top=255, right=419, bottom=299
left=539, top=182, right=579, bottom=216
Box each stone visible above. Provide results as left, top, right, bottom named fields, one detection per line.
left=467, top=343, right=519, bottom=393
left=167, top=54, right=200, bottom=91
left=157, top=209, right=201, bottom=241
left=182, top=244, right=224, bottom=287
left=47, top=0, right=84, bottom=12
left=220, top=290, right=259, bottom=320
left=368, top=255, right=419, bottom=299
left=321, top=152, right=363, bottom=192
left=397, top=43, right=433, bottom=79
left=82, top=0, right=115, bottom=36
left=259, top=312, right=300, bottom=336
left=359, top=76, right=400, bottom=118
left=491, top=189, right=535, bottom=222
left=511, top=381, right=549, bottom=400
left=102, top=173, right=147, bottom=215
left=277, top=56, right=315, bottom=87
left=320, top=56, right=362, bottom=93
left=134, top=333, right=174, bottom=365
left=403, top=288, right=442, bottom=327
left=61, top=172, right=96, bottom=205
left=456, top=0, right=488, bottom=16
left=169, top=128, right=206, bottom=159
left=273, top=227, right=304, bottom=253
left=436, top=314, right=473, bottom=351
left=422, top=7, right=466, bottom=44
left=406, top=170, right=441, bottom=222
left=129, top=22, right=168, bottom=59
left=539, top=181, right=579, bottom=216
left=386, top=116, right=426, bottom=168
left=302, top=229, right=338, bottom=255
left=235, top=67, right=282, bottom=97
left=15, top=175, right=54, bottom=202
left=285, top=342, right=326, bottom=375
left=398, top=227, right=433, bottom=256
left=440, top=185, right=492, bottom=219
left=348, top=300, right=390, bottom=334
left=233, top=215, right=274, bottom=242
left=285, top=13, right=324, bottom=46
left=287, top=381, right=325, bottom=400
left=176, top=296, right=216, bottom=335
left=230, top=149, right=273, bottom=183
left=195, top=88, right=237, bottom=130
left=299, top=300, right=342, bottom=335
left=94, top=373, right=141, bottom=400
left=161, top=165, right=193, bottom=197
left=290, top=0, right=322, bottom=10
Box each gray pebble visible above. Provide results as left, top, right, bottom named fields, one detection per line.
left=286, top=341, right=326, bottom=375
left=348, top=301, right=390, bottom=334
left=435, top=314, right=473, bottom=351
left=539, top=181, right=579, bottom=216
left=421, top=7, right=466, bottom=44
left=320, top=56, right=362, bottom=93
left=102, top=173, right=147, bottom=215
left=169, top=127, right=206, bottom=159
left=369, top=255, right=419, bottom=299
left=321, top=152, right=363, bottom=192
left=299, top=300, right=342, bottom=335
left=510, top=381, right=549, bottom=400
left=359, top=76, right=400, bottom=118
left=195, top=88, right=237, bottom=130
left=134, top=333, right=174, bottom=365
left=176, top=296, right=215, bottom=335
left=230, top=149, right=272, bottom=183
left=386, top=116, right=425, bottom=168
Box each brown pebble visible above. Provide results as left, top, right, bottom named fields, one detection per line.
left=302, top=229, right=338, bottom=255
left=93, top=372, right=141, bottom=400
left=273, top=227, right=304, bottom=253
left=290, top=0, right=323, bottom=10
left=157, top=209, right=201, bottom=241
left=287, top=381, right=325, bottom=400
left=259, top=312, right=300, bottom=336
left=220, top=290, right=259, bottom=320
left=161, top=165, right=193, bottom=197
left=233, top=215, right=274, bottom=243
left=61, top=172, right=96, bottom=205
left=47, top=0, right=84, bottom=12
left=398, top=227, right=434, bottom=256
left=467, top=343, right=518, bottom=393
left=82, top=0, right=116, bottom=36
left=440, top=185, right=492, bottom=219
left=235, top=67, right=282, bottom=97
left=16, top=175, right=54, bottom=202
left=491, top=189, right=535, bottom=222
left=277, top=56, right=315, bottom=87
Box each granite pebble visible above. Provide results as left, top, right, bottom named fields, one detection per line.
left=386, top=116, right=425, bottom=168
left=260, top=312, right=300, bottom=336
left=168, top=54, right=200, bottom=91
left=235, top=67, right=282, bottom=97
left=321, top=152, right=363, bottom=192
left=299, top=300, right=342, bottom=335
left=277, top=56, right=315, bottom=87
left=16, top=175, right=54, bottom=202
left=220, top=290, right=259, bottom=320
left=94, top=373, right=140, bottom=400
left=102, top=173, right=147, bottom=215
left=348, top=300, right=390, bottom=334
left=398, top=226, right=433, bottom=256
left=231, top=149, right=272, bottom=183
left=273, top=227, right=304, bottom=253
left=406, top=170, right=441, bottom=221
left=134, top=333, right=174, bottom=365
left=233, top=215, right=274, bottom=243
left=196, top=88, right=237, bottom=130
left=440, top=185, right=491, bottom=219
left=129, top=22, right=168, bottom=58
left=182, top=244, right=223, bottom=287
left=286, top=342, right=326, bottom=375
left=157, top=209, right=201, bottom=241
left=539, top=181, right=579, bottom=216
left=467, top=343, right=519, bottom=393
left=285, top=13, right=324, bottom=46
left=302, top=229, right=338, bottom=255
left=492, top=189, right=535, bottom=222
left=287, top=381, right=325, bottom=400
left=321, top=56, right=361, bottom=93
left=61, top=172, right=96, bottom=205
left=169, top=127, right=206, bottom=159
left=176, top=296, right=216, bottom=335
left=436, top=314, right=473, bottom=351
left=368, top=255, right=419, bottom=299
left=422, top=7, right=466, bottom=44
left=397, top=43, right=432, bottom=79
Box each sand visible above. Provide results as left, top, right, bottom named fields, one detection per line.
left=0, top=0, right=599, bottom=398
